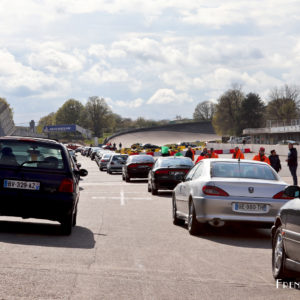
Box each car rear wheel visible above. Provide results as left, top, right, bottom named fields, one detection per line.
left=100, top=167, right=103, bottom=171
left=172, top=195, right=185, bottom=226
left=147, top=182, right=151, bottom=192
left=188, top=200, right=201, bottom=235
left=61, top=213, right=74, bottom=235
left=72, top=208, right=77, bottom=227
left=151, top=183, right=158, bottom=195
left=125, top=175, right=130, bottom=182
left=272, top=227, right=289, bottom=280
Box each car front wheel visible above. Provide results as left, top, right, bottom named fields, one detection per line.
left=172, top=195, right=184, bottom=226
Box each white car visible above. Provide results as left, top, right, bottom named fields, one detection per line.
left=172, top=159, right=292, bottom=235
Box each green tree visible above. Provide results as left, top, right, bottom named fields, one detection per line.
left=266, top=85, right=300, bottom=121
left=0, top=97, right=14, bottom=120
left=212, top=88, right=244, bottom=136
left=37, top=112, right=56, bottom=133
left=85, top=96, right=111, bottom=136
left=55, top=99, right=85, bottom=125
left=240, top=93, right=265, bottom=129
left=193, top=101, right=216, bottom=121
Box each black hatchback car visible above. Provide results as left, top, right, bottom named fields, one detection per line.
left=122, top=155, right=155, bottom=182
left=0, top=136, right=88, bottom=235
left=272, top=185, right=300, bottom=280
left=148, top=157, right=194, bottom=195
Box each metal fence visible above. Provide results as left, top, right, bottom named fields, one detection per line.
left=266, top=119, right=300, bottom=127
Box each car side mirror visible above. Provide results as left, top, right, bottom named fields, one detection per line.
left=78, top=169, right=88, bottom=177
left=284, top=185, right=300, bottom=198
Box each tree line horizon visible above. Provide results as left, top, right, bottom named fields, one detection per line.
left=2, top=84, right=300, bottom=138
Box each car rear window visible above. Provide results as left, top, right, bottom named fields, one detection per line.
left=159, top=158, right=194, bottom=168
left=211, top=162, right=277, bottom=181
left=129, top=155, right=155, bottom=163
left=112, top=155, right=128, bottom=162
left=0, top=141, right=65, bottom=169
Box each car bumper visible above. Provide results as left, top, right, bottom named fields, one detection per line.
left=0, top=190, right=77, bottom=222
left=193, top=195, right=287, bottom=225
left=154, top=179, right=180, bottom=191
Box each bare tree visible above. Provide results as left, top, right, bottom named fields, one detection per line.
left=193, top=101, right=216, bottom=121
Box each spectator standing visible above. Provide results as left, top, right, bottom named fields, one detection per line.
left=113, top=143, right=116, bottom=150
left=232, top=146, right=245, bottom=159
left=200, top=148, right=208, bottom=156
left=208, top=148, right=219, bottom=158
left=286, top=143, right=298, bottom=185
left=174, top=150, right=183, bottom=156
left=161, top=146, right=170, bottom=157
left=185, top=146, right=194, bottom=161
left=119, top=142, right=122, bottom=150
left=269, top=150, right=281, bottom=173
left=253, top=147, right=270, bottom=165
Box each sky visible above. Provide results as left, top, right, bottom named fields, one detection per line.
left=0, top=0, right=300, bottom=125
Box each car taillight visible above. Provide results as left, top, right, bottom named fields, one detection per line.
left=145, top=163, right=154, bottom=167
left=58, top=178, right=74, bottom=193
left=272, top=191, right=294, bottom=200
left=155, top=170, right=169, bottom=175
left=202, top=185, right=229, bottom=196
left=128, top=164, right=138, bottom=168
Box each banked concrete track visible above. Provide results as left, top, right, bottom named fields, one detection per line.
left=107, top=121, right=220, bottom=148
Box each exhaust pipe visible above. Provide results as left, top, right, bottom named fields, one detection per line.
left=209, top=218, right=225, bottom=227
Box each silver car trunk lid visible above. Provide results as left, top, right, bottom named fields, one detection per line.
left=211, top=178, right=288, bottom=198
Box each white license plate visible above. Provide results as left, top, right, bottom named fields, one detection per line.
left=233, top=203, right=268, bottom=213
left=4, top=180, right=40, bottom=190
left=170, top=171, right=185, bottom=175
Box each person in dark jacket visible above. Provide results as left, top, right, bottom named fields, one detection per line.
left=286, top=143, right=298, bottom=185
left=269, top=150, right=281, bottom=173
left=185, top=146, right=194, bottom=161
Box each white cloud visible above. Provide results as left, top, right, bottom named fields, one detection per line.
left=0, top=48, right=68, bottom=93
left=115, top=98, right=144, bottom=108
left=28, top=49, right=84, bottom=73
left=147, top=89, right=193, bottom=105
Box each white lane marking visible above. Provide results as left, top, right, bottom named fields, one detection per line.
left=120, top=189, right=125, bottom=206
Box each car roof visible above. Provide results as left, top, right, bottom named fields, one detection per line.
left=203, top=158, right=271, bottom=166
left=0, top=136, right=61, bottom=145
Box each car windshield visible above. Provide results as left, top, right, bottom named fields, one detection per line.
left=159, top=158, right=193, bottom=168
left=0, top=141, right=65, bottom=169
left=211, top=162, right=278, bottom=181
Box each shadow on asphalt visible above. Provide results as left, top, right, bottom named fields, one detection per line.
left=127, top=179, right=148, bottom=184
left=156, top=191, right=173, bottom=198
left=0, top=221, right=96, bottom=249
left=176, top=223, right=272, bottom=249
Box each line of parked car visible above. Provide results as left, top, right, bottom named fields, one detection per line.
left=79, top=144, right=300, bottom=282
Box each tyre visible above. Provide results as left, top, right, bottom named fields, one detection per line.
left=187, top=200, right=201, bottom=235
left=125, top=175, right=130, bottom=182
left=151, top=183, right=158, bottom=195
left=272, top=227, right=289, bottom=280
left=72, top=208, right=77, bottom=227
left=61, top=213, right=73, bottom=235
left=172, top=195, right=185, bottom=226
left=100, top=167, right=103, bottom=171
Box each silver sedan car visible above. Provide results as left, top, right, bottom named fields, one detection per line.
left=172, top=159, right=293, bottom=235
